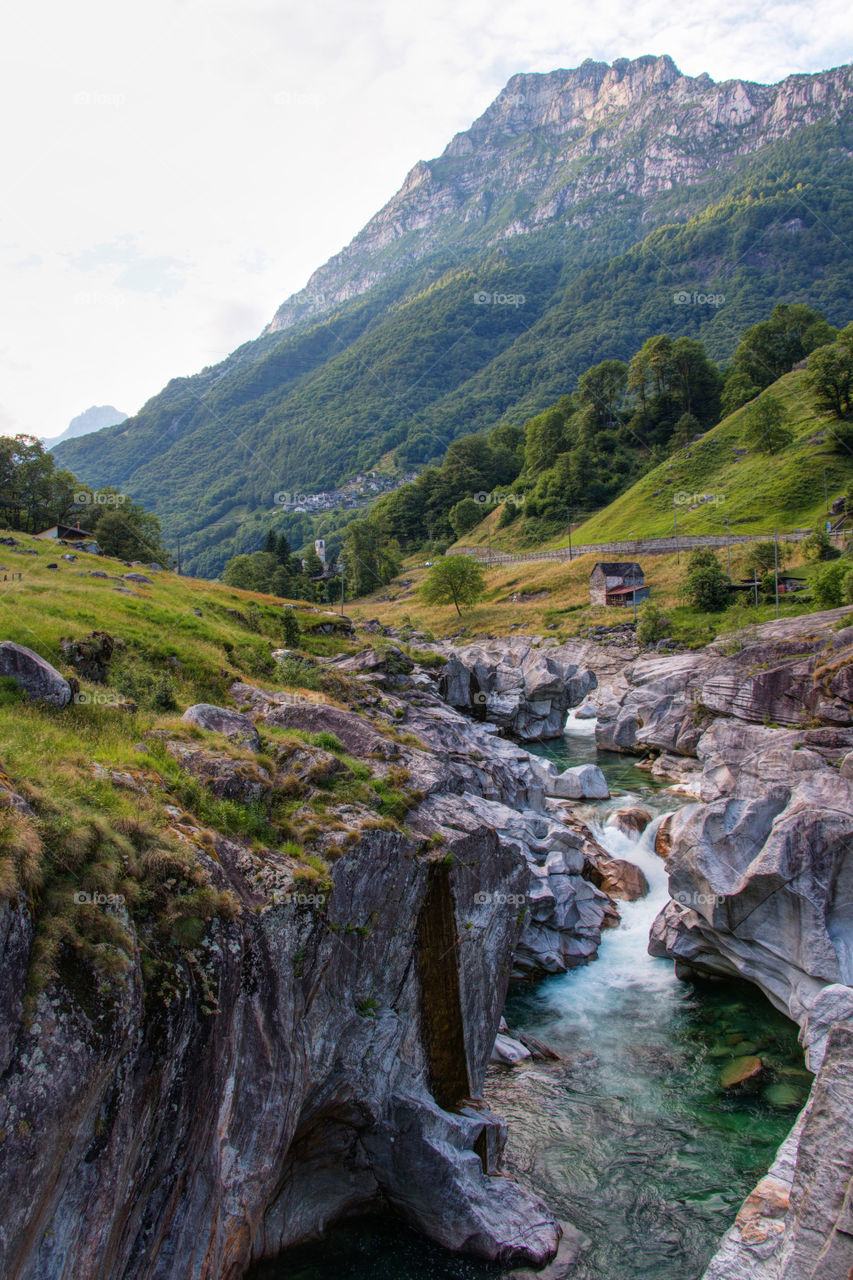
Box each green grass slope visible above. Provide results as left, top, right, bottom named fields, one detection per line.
left=570, top=366, right=852, bottom=544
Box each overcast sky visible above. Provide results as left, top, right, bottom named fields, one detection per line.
left=1, top=0, right=851, bottom=439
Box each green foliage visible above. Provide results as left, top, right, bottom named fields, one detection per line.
left=728, top=303, right=835, bottom=392
left=684, top=549, right=730, bottom=612
left=343, top=519, right=401, bottom=596
left=740, top=395, right=793, bottom=454
left=281, top=606, right=300, bottom=647
left=744, top=541, right=789, bottom=576
left=636, top=601, right=672, bottom=647
left=420, top=556, right=486, bottom=616
left=813, top=559, right=849, bottom=609
left=805, top=324, right=853, bottom=419
left=449, top=497, right=486, bottom=537
left=801, top=530, right=839, bottom=561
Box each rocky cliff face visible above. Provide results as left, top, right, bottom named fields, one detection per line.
left=267, top=56, right=853, bottom=333
left=0, top=641, right=631, bottom=1280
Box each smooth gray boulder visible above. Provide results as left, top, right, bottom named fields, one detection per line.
left=181, top=702, right=261, bottom=750
left=547, top=763, right=610, bottom=800
left=0, top=641, right=72, bottom=707
left=491, top=1032, right=533, bottom=1065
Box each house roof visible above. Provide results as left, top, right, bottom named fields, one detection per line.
left=605, top=584, right=645, bottom=595
left=592, top=562, right=643, bottom=576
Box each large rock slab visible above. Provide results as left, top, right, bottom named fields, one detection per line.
left=436, top=637, right=597, bottom=739
left=181, top=702, right=261, bottom=750
left=0, top=641, right=72, bottom=707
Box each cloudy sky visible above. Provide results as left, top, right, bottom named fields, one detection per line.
left=1, top=0, right=851, bottom=439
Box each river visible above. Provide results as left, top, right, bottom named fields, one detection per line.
left=248, top=715, right=809, bottom=1280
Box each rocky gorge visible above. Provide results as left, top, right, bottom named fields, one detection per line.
left=2, top=604, right=853, bottom=1279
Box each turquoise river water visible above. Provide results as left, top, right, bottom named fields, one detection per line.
left=248, top=714, right=809, bottom=1280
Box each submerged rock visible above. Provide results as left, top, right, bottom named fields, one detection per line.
left=719, top=1056, right=763, bottom=1088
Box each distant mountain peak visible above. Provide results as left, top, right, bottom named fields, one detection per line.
left=45, top=404, right=128, bottom=450
left=266, top=56, right=852, bottom=335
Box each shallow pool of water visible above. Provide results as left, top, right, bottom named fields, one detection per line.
left=249, top=722, right=809, bottom=1280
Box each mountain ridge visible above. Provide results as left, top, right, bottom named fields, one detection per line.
left=266, top=55, right=853, bottom=335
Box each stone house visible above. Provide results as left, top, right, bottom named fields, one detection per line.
left=589, top=561, right=648, bottom=607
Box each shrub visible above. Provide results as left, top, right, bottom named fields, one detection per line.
left=684, top=549, right=729, bottom=612
left=813, top=560, right=849, bottom=609
left=282, top=607, right=300, bottom=647
left=636, top=601, right=671, bottom=647
left=802, top=530, right=840, bottom=561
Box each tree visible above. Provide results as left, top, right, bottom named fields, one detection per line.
left=684, top=548, right=730, bottom=612
left=813, top=560, right=849, bottom=609
left=91, top=504, right=170, bottom=564
left=801, top=530, right=839, bottom=561
left=745, top=541, right=788, bottom=576
left=805, top=334, right=853, bottom=419
left=420, top=556, right=486, bottom=616
left=449, top=497, right=486, bottom=538
left=281, top=607, right=300, bottom=647
left=720, top=370, right=759, bottom=417
left=741, top=395, right=793, bottom=454
left=730, top=303, right=835, bottom=391
left=343, top=519, right=401, bottom=597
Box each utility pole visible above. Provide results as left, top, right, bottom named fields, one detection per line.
left=673, top=496, right=680, bottom=565
left=567, top=507, right=573, bottom=562
left=176, top=534, right=182, bottom=576
left=338, top=556, right=345, bottom=616
left=487, top=528, right=492, bottom=567
left=824, top=468, right=830, bottom=517
left=724, top=516, right=731, bottom=581
left=753, top=568, right=759, bottom=609
left=773, top=528, right=780, bottom=620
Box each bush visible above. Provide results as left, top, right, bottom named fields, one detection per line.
left=813, top=560, right=849, bottom=609
left=684, top=548, right=729, bottom=612
left=802, top=530, right=840, bottom=561
left=636, top=601, right=671, bottom=647
left=282, top=606, right=300, bottom=647
left=744, top=541, right=788, bottom=576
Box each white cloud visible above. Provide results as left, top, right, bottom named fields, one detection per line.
left=0, top=0, right=851, bottom=437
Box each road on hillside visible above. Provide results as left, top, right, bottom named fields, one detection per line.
left=451, top=528, right=827, bottom=566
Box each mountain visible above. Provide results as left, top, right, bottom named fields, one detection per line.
left=45, top=404, right=127, bottom=450
left=54, top=56, right=853, bottom=577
